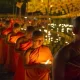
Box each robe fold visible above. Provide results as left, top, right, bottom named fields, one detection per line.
left=0, top=38, right=4, bottom=64
left=25, top=46, right=53, bottom=80
left=1, top=27, right=12, bottom=66
left=13, top=40, right=32, bottom=80
left=8, top=32, right=24, bottom=72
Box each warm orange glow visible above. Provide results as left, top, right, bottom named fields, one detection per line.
left=41, top=59, right=52, bottom=64
left=45, top=59, right=50, bottom=64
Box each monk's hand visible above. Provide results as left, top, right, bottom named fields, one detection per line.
left=39, top=64, right=52, bottom=69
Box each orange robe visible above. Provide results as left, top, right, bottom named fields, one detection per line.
left=0, top=38, right=4, bottom=64
left=25, top=46, right=53, bottom=80
left=1, top=27, right=12, bottom=36
left=1, top=27, right=12, bottom=65
left=8, top=32, right=24, bottom=72
left=13, top=40, right=32, bottom=80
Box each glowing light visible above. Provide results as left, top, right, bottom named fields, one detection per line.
left=69, top=25, right=73, bottom=27
left=45, top=35, right=47, bottom=37
left=65, top=41, right=69, bottom=44
left=21, top=28, right=24, bottom=30
left=51, top=37, right=53, bottom=40
left=59, top=24, right=62, bottom=27
left=50, top=5, right=53, bottom=8
left=44, top=29, right=47, bottom=33
left=39, top=29, right=41, bottom=31
left=48, top=31, right=51, bottom=36
left=56, top=39, right=59, bottom=41
left=45, top=59, right=50, bottom=64
left=42, top=26, right=45, bottom=28
left=24, top=17, right=27, bottom=19
left=57, top=28, right=59, bottom=32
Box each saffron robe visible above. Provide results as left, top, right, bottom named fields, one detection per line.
left=25, top=46, right=53, bottom=80
left=0, top=27, right=12, bottom=65
left=8, top=32, right=24, bottom=72
left=13, top=39, right=32, bottom=80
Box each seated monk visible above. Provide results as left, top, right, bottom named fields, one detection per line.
left=6, top=23, right=24, bottom=73
left=13, top=26, right=35, bottom=80
left=23, top=30, right=53, bottom=80
left=53, top=16, right=80, bottom=80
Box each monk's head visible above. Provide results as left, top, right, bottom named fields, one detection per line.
left=5, top=20, right=11, bottom=28
left=72, top=16, right=80, bottom=35
left=32, top=30, right=44, bottom=48
left=25, top=26, right=35, bottom=39
left=13, top=23, right=21, bottom=33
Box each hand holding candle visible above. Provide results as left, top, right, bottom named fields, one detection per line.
left=41, top=59, right=52, bottom=64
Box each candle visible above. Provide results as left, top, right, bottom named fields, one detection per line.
left=41, top=59, right=51, bottom=64
left=45, top=59, right=50, bottom=64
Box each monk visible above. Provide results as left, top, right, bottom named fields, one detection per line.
left=6, top=23, right=24, bottom=73
left=53, top=16, right=80, bottom=80
left=13, top=26, right=35, bottom=80
left=0, top=20, right=13, bottom=65
left=23, top=30, right=53, bottom=80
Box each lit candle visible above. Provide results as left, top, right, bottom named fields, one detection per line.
left=45, top=59, right=50, bottom=64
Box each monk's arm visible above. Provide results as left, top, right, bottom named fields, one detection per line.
left=15, top=37, right=24, bottom=53
left=23, top=50, right=52, bottom=69
left=24, top=64, right=52, bottom=69
left=52, top=46, right=70, bottom=80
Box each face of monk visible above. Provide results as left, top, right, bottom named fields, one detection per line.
left=32, top=36, right=44, bottom=48
left=13, top=27, right=21, bottom=33
left=25, top=32, right=32, bottom=39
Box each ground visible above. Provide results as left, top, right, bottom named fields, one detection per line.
left=0, top=64, right=14, bottom=80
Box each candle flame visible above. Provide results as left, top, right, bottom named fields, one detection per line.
left=45, top=59, right=50, bottom=64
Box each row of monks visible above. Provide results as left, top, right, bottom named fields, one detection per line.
left=0, top=19, right=53, bottom=80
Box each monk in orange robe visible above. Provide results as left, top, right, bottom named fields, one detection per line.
left=53, top=16, right=80, bottom=80
left=0, top=22, right=4, bottom=64
left=13, top=26, right=35, bottom=80
left=0, top=20, right=13, bottom=65
left=7, top=23, right=24, bottom=73
left=23, top=30, right=53, bottom=80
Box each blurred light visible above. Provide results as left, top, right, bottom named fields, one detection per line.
left=44, top=29, right=47, bottom=33
left=65, top=41, right=69, bottom=44
left=72, top=32, right=75, bottom=36
left=56, top=39, right=59, bottom=41
left=59, top=37, right=61, bottom=41
left=59, top=24, right=61, bottom=27
left=51, top=40, right=53, bottom=41
left=21, top=28, right=24, bottom=30
left=48, top=31, right=51, bottom=36
left=51, top=37, right=53, bottom=40
left=57, top=34, right=59, bottom=36
left=45, top=35, right=47, bottom=37
left=39, top=29, right=42, bottom=31
left=69, top=25, right=73, bottom=27
left=24, top=17, right=27, bottom=19
left=42, top=26, right=45, bottom=28
left=57, top=28, right=59, bottom=32
left=49, top=18, right=51, bottom=20
left=50, top=5, right=53, bottom=8
left=24, top=29, right=26, bottom=30
left=61, top=28, right=64, bottom=32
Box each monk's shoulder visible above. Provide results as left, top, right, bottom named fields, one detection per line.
left=24, top=47, right=32, bottom=56
left=17, top=36, right=25, bottom=43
